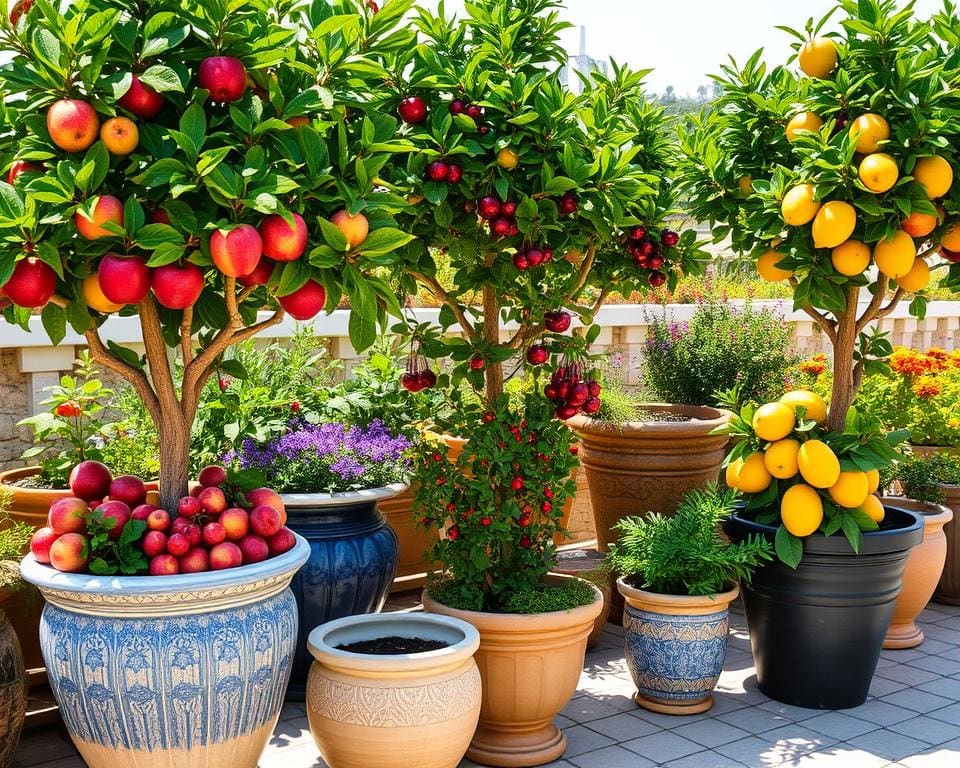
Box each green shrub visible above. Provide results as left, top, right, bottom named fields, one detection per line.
left=893, top=452, right=960, bottom=505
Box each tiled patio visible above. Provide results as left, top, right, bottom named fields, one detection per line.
left=16, top=598, right=960, bottom=768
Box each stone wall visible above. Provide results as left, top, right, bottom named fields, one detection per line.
left=0, top=349, right=32, bottom=467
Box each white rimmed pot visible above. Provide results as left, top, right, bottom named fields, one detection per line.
left=19, top=535, right=310, bottom=768
left=305, top=612, right=481, bottom=768
left=280, top=484, right=405, bottom=698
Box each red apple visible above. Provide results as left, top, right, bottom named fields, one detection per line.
left=221, top=508, right=250, bottom=541
left=250, top=505, right=282, bottom=538
left=108, top=475, right=147, bottom=508
left=49, top=533, right=89, bottom=573
left=166, top=532, right=190, bottom=557
left=544, top=310, right=571, bottom=333
left=329, top=210, right=369, bottom=248
left=131, top=504, right=157, bottom=521
left=46, top=99, right=99, bottom=152
left=179, top=547, right=210, bottom=573
left=397, top=95, right=427, bottom=124
left=208, top=541, right=242, bottom=570
left=259, top=213, right=308, bottom=262
left=197, top=56, right=247, bottom=103
left=98, top=253, right=150, bottom=305
left=48, top=497, right=89, bottom=535
left=238, top=535, right=269, bottom=565
left=6, top=160, right=43, bottom=185
left=150, top=208, right=171, bottom=225
left=142, top=530, right=168, bottom=557
left=202, top=521, right=227, bottom=547
left=2, top=258, right=57, bottom=308
left=149, top=554, right=179, bottom=575
left=178, top=496, right=202, bottom=518
left=184, top=523, right=202, bottom=547
left=210, top=224, right=262, bottom=277
left=146, top=508, right=171, bottom=533
left=69, top=460, right=112, bottom=501
left=278, top=279, right=326, bottom=320
left=74, top=195, right=123, bottom=240
left=198, top=465, right=227, bottom=488
left=118, top=74, right=165, bottom=119
left=237, top=256, right=275, bottom=287
left=198, top=486, right=228, bottom=515
left=97, top=500, right=131, bottom=540
left=267, top=527, right=296, bottom=557
left=245, top=488, right=286, bottom=524
left=30, top=526, right=58, bottom=564
left=151, top=262, right=204, bottom=309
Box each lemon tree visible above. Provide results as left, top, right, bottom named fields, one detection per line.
left=680, top=0, right=960, bottom=432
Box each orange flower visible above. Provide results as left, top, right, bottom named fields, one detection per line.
left=891, top=348, right=929, bottom=377
left=912, top=376, right=942, bottom=399
left=799, top=353, right=827, bottom=376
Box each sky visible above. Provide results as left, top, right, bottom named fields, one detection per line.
left=422, top=0, right=947, bottom=95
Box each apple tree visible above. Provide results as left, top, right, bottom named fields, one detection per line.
left=0, top=0, right=416, bottom=510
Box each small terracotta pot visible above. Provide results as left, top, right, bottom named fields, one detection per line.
left=306, top=612, right=481, bottom=768
left=618, top=578, right=738, bottom=715
left=935, top=484, right=960, bottom=605
left=569, top=406, right=730, bottom=551
left=423, top=576, right=602, bottom=768
left=881, top=497, right=952, bottom=648
left=0, top=467, right=72, bottom=530
left=0, top=604, right=26, bottom=768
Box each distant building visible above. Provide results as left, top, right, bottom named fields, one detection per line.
left=560, top=27, right=608, bottom=93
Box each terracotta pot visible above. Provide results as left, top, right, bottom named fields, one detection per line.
left=880, top=497, right=952, bottom=648
left=935, top=484, right=960, bottom=605
left=423, top=576, right=602, bottom=767
left=0, top=603, right=26, bottom=768
left=0, top=589, right=43, bottom=672
left=569, top=405, right=731, bottom=551
left=0, top=467, right=71, bottom=530
left=550, top=549, right=609, bottom=649
left=618, top=578, right=739, bottom=715
left=909, top=445, right=960, bottom=458
left=377, top=485, right=439, bottom=590
left=306, top=612, right=481, bottom=768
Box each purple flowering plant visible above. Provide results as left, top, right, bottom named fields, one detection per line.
left=225, top=420, right=411, bottom=494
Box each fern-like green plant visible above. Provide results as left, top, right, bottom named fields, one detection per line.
left=0, top=488, right=33, bottom=593
left=607, top=486, right=773, bottom=596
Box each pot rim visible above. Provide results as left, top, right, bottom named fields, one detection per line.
left=0, top=466, right=68, bottom=493
left=280, top=482, right=409, bottom=508
left=878, top=495, right=953, bottom=524
left=616, top=576, right=740, bottom=610
left=20, top=533, right=310, bottom=596
left=307, top=612, right=480, bottom=673
left=567, top=404, right=732, bottom=436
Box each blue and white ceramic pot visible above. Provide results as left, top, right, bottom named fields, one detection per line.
left=281, top=484, right=403, bottom=699
left=19, top=535, right=310, bottom=768
left=618, top=577, right=739, bottom=715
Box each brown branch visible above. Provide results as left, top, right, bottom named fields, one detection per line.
left=855, top=274, right=889, bottom=334
left=567, top=240, right=596, bottom=303
left=409, top=270, right=477, bottom=338
left=138, top=297, right=180, bottom=411
left=875, top=287, right=907, bottom=321
left=238, top=285, right=256, bottom=304
left=83, top=324, right=160, bottom=420
left=50, top=295, right=70, bottom=309
left=788, top=277, right=838, bottom=344
left=180, top=306, right=194, bottom=365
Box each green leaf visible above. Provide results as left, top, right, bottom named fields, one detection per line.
left=74, top=142, right=110, bottom=194
left=139, top=64, right=184, bottom=93
left=219, top=359, right=249, bottom=379
left=41, top=303, right=66, bottom=345
left=135, top=223, right=184, bottom=249
left=774, top=525, right=802, bottom=568
left=317, top=216, right=349, bottom=251
left=179, top=103, right=207, bottom=149
left=0, top=182, right=25, bottom=220
left=356, top=227, right=416, bottom=257
left=141, top=24, right=190, bottom=58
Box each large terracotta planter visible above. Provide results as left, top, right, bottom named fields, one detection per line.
left=935, top=484, right=960, bottom=605
left=423, top=576, right=602, bottom=767
left=306, top=612, right=481, bottom=768
left=281, top=486, right=403, bottom=699
left=618, top=578, right=738, bottom=715
left=0, top=467, right=71, bottom=529
left=378, top=486, right=438, bottom=591
left=880, top=496, right=952, bottom=648
left=569, top=406, right=730, bottom=551
left=551, top=549, right=609, bottom=649
left=20, top=536, right=310, bottom=768
left=0, top=600, right=26, bottom=768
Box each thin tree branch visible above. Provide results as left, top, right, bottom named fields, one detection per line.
left=567, top=240, right=597, bottom=303
left=83, top=324, right=160, bottom=419
left=409, top=270, right=477, bottom=338
left=138, top=297, right=180, bottom=411
left=50, top=295, right=70, bottom=309
left=180, top=306, right=194, bottom=365
left=855, top=274, right=889, bottom=334
left=875, top=287, right=907, bottom=321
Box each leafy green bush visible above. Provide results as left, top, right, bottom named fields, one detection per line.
left=607, top=487, right=772, bottom=596
left=643, top=300, right=797, bottom=407
left=0, top=488, right=33, bottom=592
left=99, top=385, right=161, bottom=480
left=893, top=452, right=960, bottom=505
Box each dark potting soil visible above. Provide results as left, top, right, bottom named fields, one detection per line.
left=7, top=476, right=63, bottom=490
left=635, top=408, right=698, bottom=423
left=336, top=636, right=449, bottom=655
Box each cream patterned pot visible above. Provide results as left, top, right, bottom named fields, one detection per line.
left=306, top=612, right=481, bottom=768
left=20, top=536, right=310, bottom=768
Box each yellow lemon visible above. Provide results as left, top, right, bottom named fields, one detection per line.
left=941, top=223, right=960, bottom=252
left=798, top=38, right=838, bottom=79
left=913, top=155, right=954, bottom=200
left=764, top=439, right=800, bottom=479
left=738, top=175, right=753, bottom=195
left=738, top=453, right=773, bottom=493
left=786, top=112, right=823, bottom=142
left=860, top=494, right=885, bottom=524
left=873, top=230, right=916, bottom=279
left=896, top=258, right=930, bottom=293
left=82, top=275, right=124, bottom=313
left=866, top=469, right=880, bottom=493
left=779, top=389, right=828, bottom=424
left=831, top=240, right=871, bottom=276
left=753, top=401, right=796, bottom=442
left=725, top=457, right=744, bottom=490
left=781, top=483, right=825, bottom=537
left=757, top=250, right=793, bottom=281
left=828, top=470, right=870, bottom=509
left=812, top=201, right=857, bottom=249
left=781, top=183, right=820, bottom=226
left=858, top=153, right=898, bottom=193
left=497, top=148, right=519, bottom=170
left=797, top=439, right=841, bottom=489
left=849, top=114, right=889, bottom=154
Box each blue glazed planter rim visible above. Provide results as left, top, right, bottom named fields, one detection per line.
left=19, top=533, right=310, bottom=596
left=280, top=482, right=409, bottom=508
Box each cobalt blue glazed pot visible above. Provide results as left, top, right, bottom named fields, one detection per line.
left=618, top=577, right=739, bottom=715
left=19, top=535, right=310, bottom=768
left=281, top=485, right=403, bottom=699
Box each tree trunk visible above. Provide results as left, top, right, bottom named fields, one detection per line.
left=482, top=284, right=504, bottom=407
left=826, top=287, right=860, bottom=432
left=157, top=410, right=192, bottom=512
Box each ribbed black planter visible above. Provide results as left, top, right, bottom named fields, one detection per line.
left=725, top=504, right=923, bottom=710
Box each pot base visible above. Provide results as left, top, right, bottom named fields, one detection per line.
left=635, top=691, right=713, bottom=715
left=883, top=622, right=924, bottom=650
left=466, top=722, right=566, bottom=768
left=934, top=591, right=960, bottom=606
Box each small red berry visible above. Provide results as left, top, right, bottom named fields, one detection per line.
left=519, top=534, right=532, bottom=548
left=448, top=525, right=459, bottom=540
left=481, top=516, right=492, bottom=526
left=291, top=401, right=301, bottom=413
left=449, top=100, right=466, bottom=115
left=426, top=161, right=450, bottom=182
left=569, top=445, right=579, bottom=456
left=446, top=163, right=463, bottom=183
left=648, top=270, right=667, bottom=288
left=510, top=477, right=524, bottom=491
left=55, top=401, right=81, bottom=418
left=432, top=452, right=443, bottom=462
left=661, top=230, right=679, bottom=247
left=446, top=502, right=457, bottom=513
left=544, top=487, right=553, bottom=499
left=541, top=501, right=552, bottom=513
left=482, top=412, right=496, bottom=424
left=469, top=354, right=485, bottom=370
left=218, top=377, right=231, bottom=392
left=518, top=514, right=531, bottom=528
left=465, top=104, right=483, bottom=120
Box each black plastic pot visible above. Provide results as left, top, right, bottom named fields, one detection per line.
left=725, top=504, right=923, bottom=710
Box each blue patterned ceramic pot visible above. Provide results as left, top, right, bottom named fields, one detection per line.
left=19, top=536, right=310, bottom=768
left=281, top=485, right=403, bottom=699
left=618, top=577, right=739, bottom=715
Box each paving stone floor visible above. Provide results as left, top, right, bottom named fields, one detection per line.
left=15, top=598, right=960, bottom=768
